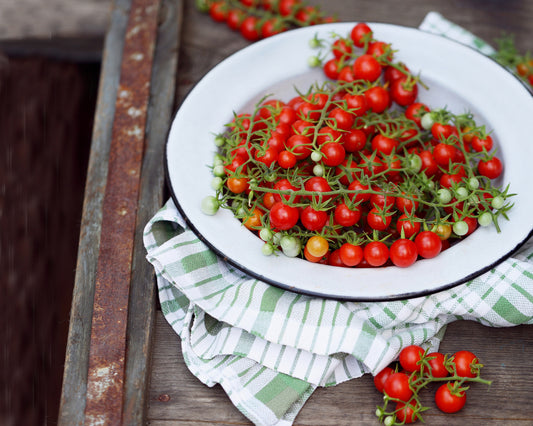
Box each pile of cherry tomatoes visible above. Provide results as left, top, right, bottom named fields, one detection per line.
left=203, top=22, right=513, bottom=268
left=374, top=345, right=491, bottom=424
left=196, top=0, right=335, bottom=41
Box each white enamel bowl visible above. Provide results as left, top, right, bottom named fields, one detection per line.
left=166, top=23, right=533, bottom=301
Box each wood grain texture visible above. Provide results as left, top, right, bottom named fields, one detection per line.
left=0, top=0, right=110, bottom=40
left=149, top=314, right=533, bottom=425
left=59, top=0, right=181, bottom=424
left=58, top=1, right=131, bottom=424
left=84, top=0, right=161, bottom=422
left=147, top=0, right=533, bottom=424
left=123, top=0, right=183, bottom=423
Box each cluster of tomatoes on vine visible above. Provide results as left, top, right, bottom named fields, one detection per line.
left=492, top=34, right=533, bottom=90
left=374, top=345, right=491, bottom=424
left=202, top=22, right=512, bottom=269
left=196, top=0, right=335, bottom=41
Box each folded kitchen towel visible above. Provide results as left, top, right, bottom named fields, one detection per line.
left=144, top=13, right=533, bottom=426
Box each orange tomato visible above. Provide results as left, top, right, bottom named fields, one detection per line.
left=227, top=177, right=248, bottom=194
left=263, top=192, right=276, bottom=209
left=243, top=208, right=264, bottom=230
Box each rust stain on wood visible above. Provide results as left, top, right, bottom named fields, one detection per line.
left=84, top=0, right=161, bottom=424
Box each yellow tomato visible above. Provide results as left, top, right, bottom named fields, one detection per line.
left=434, top=223, right=452, bottom=241
left=305, top=235, right=329, bottom=259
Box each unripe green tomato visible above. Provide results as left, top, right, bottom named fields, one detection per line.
left=280, top=235, right=301, bottom=257
left=455, top=187, right=469, bottom=200
left=421, top=112, right=435, bottom=130
left=213, top=165, right=225, bottom=177
left=313, top=164, right=325, bottom=176
left=211, top=176, right=223, bottom=191
left=437, top=188, right=452, bottom=204
left=261, top=243, right=275, bottom=256
left=478, top=211, right=493, bottom=227
left=213, top=153, right=224, bottom=166
left=491, top=195, right=505, bottom=210
left=406, top=153, right=422, bottom=173
left=308, top=55, right=321, bottom=68
left=311, top=151, right=322, bottom=162
left=259, top=227, right=273, bottom=242
left=453, top=220, right=469, bottom=236
left=214, top=135, right=225, bottom=147
left=201, top=196, right=219, bottom=216
left=467, top=177, right=480, bottom=190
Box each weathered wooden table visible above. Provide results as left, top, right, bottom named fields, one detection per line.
left=59, top=0, right=533, bottom=424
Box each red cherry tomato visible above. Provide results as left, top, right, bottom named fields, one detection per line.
left=435, top=383, right=467, bottom=413
left=399, top=345, right=425, bottom=372
left=478, top=156, right=503, bottom=179
left=353, top=54, right=382, bottom=82
left=334, top=202, right=361, bottom=227
left=364, top=86, right=390, bottom=113
left=390, top=79, right=418, bottom=106
left=390, top=239, right=418, bottom=268
left=395, top=400, right=419, bottom=424
left=350, top=22, right=373, bottom=48
left=339, top=243, right=363, bottom=267
left=383, top=372, right=413, bottom=401
left=269, top=201, right=299, bottom=230
left=363, top=241, right=389, bottom=267
left=300, top=206, right=328, bottom=231
left=415, top=231, right=442, bottom=259
left=426, top=352, right=449, bottom=378
left=373, top=366, right=394, bottom=393
left=240, top=16, right=260, bottom=41
left=320, top=142, right=346, bottom=167
left=451, top=350, right=479, bottom=378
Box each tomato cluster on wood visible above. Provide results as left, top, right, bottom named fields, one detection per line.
left=205, top=22, right=513, bottom=269
left=198, top=0, right=336, bottom=41
left=374, top=345, right=490, bottom=424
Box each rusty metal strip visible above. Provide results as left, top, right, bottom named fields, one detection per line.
left=84, top=0, right=161, bottom=424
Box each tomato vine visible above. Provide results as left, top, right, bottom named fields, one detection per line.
left=196, top=0, right=336, bottom=41
left=492, top=34, right=533, bottom=90
left=375, top=346, right=491, bottom=424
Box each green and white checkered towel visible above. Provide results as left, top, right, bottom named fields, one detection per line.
left=144, top=13, right=533, bottom=426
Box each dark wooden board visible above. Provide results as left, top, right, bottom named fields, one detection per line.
left=58, top=0, right=533, bottom=424
left=0, top=57, right=98, bottom=425
left=149, top=313, right=533, bottom=425
left=146, top=0, right=533, bottom=424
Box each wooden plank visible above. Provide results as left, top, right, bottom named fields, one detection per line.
left=59, top=0, right=182, bottom=422
left=83, top=0, right=161, bottom=423
left=0, top=0, right=109, bottom=41
left=58, top=1, right=132, bottom=424
left=308, top=0, right=533, bottom=52
left=122, top=0, right=183, bottom=423
left=149, top=313, right=533, bottom=425
left=146, top=0, right=533, bottom=424
left=148, top=313, right=251, bottom=425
